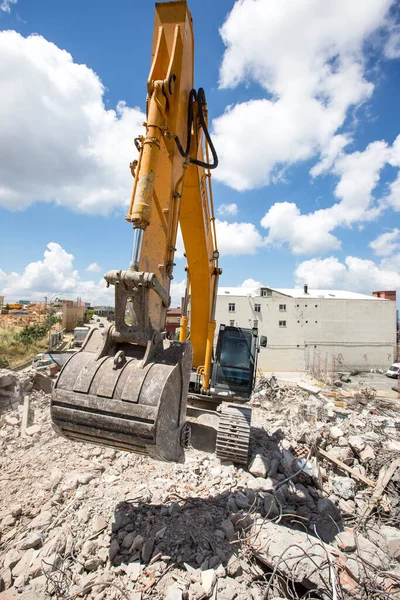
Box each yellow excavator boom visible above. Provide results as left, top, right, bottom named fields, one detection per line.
left=50, top=0, right=223, bottom=463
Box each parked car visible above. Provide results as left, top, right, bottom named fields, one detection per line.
left=97, top=318, right=100, bottom=322
left=99, top=323, right=105, bottom=328
left=386, top=363, right=400, bottom=378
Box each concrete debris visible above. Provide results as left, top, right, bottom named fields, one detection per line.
left=0, top=369, right=400, bottom=600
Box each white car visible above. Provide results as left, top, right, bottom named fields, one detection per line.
left=386, top=363, right=400, bottom=378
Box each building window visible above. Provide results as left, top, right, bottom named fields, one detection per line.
left=230, top=320, right=235, bottom=326
left=315, top=321, right=317, bottom=323
left=228, top=303, right=235, bottom=312
left=279, top=320, right=286, bottom=327
left=261, top=288, right=272, bottom=297
left=253, top=320, right=258, bottom=328
left=254, top=303, right=261, bottom=312
left=279, top=304, right=287, bottom=311
left=315, top=305, right=318, bottom=308
left=305, top=304, right=308, bottom=307
left=306, top=320, right=308, bottom=323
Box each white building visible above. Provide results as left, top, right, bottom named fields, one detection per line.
left=215, top=285, right=397, bottom=373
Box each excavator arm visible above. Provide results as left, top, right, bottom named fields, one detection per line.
left=50, top=0, right=222, bottom=463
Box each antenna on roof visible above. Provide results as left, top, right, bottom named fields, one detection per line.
left=304, top=284, right=308, bottom=294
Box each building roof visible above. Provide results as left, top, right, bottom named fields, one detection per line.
left=218, top=287, right=259, bottom=298
left=274, top=288, right=382, bottom=300
left=218, top=286, right=385, bottom=301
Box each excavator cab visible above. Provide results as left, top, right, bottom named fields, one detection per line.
left=211, top=325, right=259, bottom=400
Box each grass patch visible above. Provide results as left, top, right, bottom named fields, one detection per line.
left=0, top=325, right=49, bottom=369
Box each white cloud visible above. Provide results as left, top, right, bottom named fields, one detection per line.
left=170, top=279, right=185, bottom=307
left=212, top=0, right=394, bottom=191
left=175, top=219, right=264, bottom=258
left=384, top=25, right=400, bottom=59
left=294, top=255, right=400, bottom=293
left=0, top=0, right=17, bottom=12
left=217, top=203, right=238, bottom=217
left=241, top=278, right=261, bottom=289
left=0, top=243, right=113, bottom=305
left=215, top=219, right=264, bottom=255
left=387, top=172, right=400, bottom=211
left=261, top=140, right=392, bottom=254
left=370, top=229, right=400, bottom=256
left=86, top=262, right=102, bottom=273
left=0, top=31, right=145, bottom=214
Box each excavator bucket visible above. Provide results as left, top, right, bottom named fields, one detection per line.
left=51, top=270, right=193, bottom=463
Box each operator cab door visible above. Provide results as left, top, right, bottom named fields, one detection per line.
left=211, top=325, right=257, bottom=399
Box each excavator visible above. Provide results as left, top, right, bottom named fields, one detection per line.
left=51, top=0, right=264, bottom=465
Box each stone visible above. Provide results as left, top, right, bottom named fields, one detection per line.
left=12, top=549, right=35, bottom=579
left=10, top=505, right=22, bottom=518
left=234, top=492, right=249, bottom=509
left=125, top=562, right=142, bottom=582
left=338, top=499, right=356, bottom=515
left=5, top=416, right=18, bottom=426
left=93, top=515, right=107, bottom=533
left=348, top=436, right=366, bottom=453
left=81, top=540, right=98, bottom=558
left=28, top=510, right=53, bottom=530
left=4, top=550, right=21, bottom=570
left=263, top=493, right=279, bottom=519
left=220, top=519, right=235, bottom=542
left=357, top=534, right=390, bottom=570
left=268, top=458, right=280, bottom=478
left=49, top=468, right=63, bottom=489
left=330, top=426, right=343, bottom=440
left=25, top=424, right=41, bottom=436
left=132, top=535, right=143, bottom=551
left=189, top=582, right=204, bottom=600
left=381, top=526, right=400, bottom=560
left=0, top=568, right=12, bottom=591
left=332, top=477, right=356, bottom=500
left=130, top=593, right=142, bottom=600
left=165, top=586, right=183, bottom=600
left=249, top=454, right=269, bottom=478
left=122, top=532, right=136, bottom=549
left=226, top=554, right=242, bottom=577
left=141, top=537, right=155, bottom=563
left=250, top=520, right=339, bottom=590
left=201, top=569, right=216, bottom=596
left=329, top=446, right=354, bottom=465
left=84, top=557, right=103, bottom=571
left=335, top=531, right=356, bottom=552
left=109, top=539, right=120, bottom=561
left=247, top=477, right=275, bottom=492
left=2, top=515, right=15, bottom=527
left=18, top=532, right=43, bottom=550
left=359, top=445, right=375, bottom=462
left=76, top=472, right=95, bottom=485
left=227, top=496, right=238, bottom=513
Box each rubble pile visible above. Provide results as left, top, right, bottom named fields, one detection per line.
left=1, top=370, right=400, bottom=599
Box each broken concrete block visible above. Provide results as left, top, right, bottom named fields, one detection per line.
left=201, top=569, right=216, bottom=596
left=348, top=435, right=366, bottom=453
left=18, top=532, right=43, bottom=551
left=234, top=491, right=249, bottom=509
left=165, top=586, right=183, bottom=600
left=332, top=477, right=356, bottom=500
left=25, top=424, right=41, bottom=437
left=335, top=531, right=356, bottom=552
left=249, top=454, right=269, bottom=478
left=359, top=444, right=375, bottom=462
left=28, top=510, right=52, bottom=530
left=381, top=526, right=400, bottom=560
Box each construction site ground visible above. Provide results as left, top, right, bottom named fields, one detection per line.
left=1, top=368, right=400, bottom=600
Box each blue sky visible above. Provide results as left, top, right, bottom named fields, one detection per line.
left=0, top=0, right=400, bottom=305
